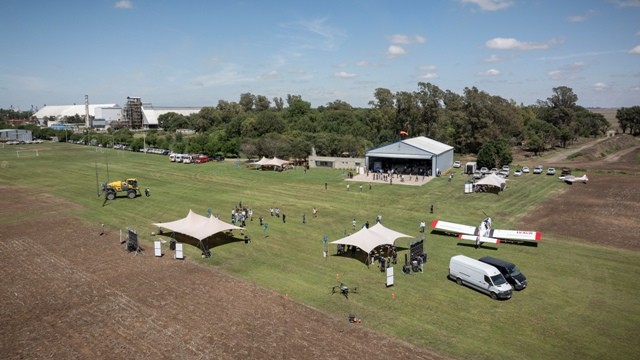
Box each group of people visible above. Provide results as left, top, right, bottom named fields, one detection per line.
left=231, top=205, right=253, bottom=227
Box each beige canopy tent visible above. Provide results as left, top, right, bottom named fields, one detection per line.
left=154, top=210, right=243, bottom=254
left=330, top=223, right=413, bottom=259
left=252, top=156, right=290, bottom=170
left=474, top=173, right=506, bottom=192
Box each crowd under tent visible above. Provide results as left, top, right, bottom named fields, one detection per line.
left=153, top=210, right=243, bottom=255
left=474, top=173, right=506, bottom=193
left=365, top=136, right=454, bottom=176
left=330, top=223, right=413, bottom=263
left=252, top=156, right=291, bottom=171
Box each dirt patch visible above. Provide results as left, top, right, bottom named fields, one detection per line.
left=517, top=135, right=640, bottom=250
left=0, top=185, right=448, bottom=360
left=519, top=174, right=640, bottom=251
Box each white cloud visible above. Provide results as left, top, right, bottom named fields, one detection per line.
left=567, top=10, right=595, bottom=22
left=485, top=37, right=552, bottom=50
left=417, top=73, right=438, bottom=79
left=334, top=71, right=357, bottom=79
left=479, top=68, right=500, bottom=76
left=629, top=45, right=640, bottom=54
left=631, top=86, right=640, bottom=91
left=356, top=60, right=369, bottom=67
left=610, top=0, right=640, bottom=7
left=258, top=70, right=279, bottom=80
left=636, top=31, right=640, bottom=36
left=418, top=65, right=437, bottom=71
left=460, top=0, right=513, bottom=11
left=388, top=34, right=426, bottom=45
left=388, top=34, right=410, bottom=44
left=485, top=54, right=506, bottom=62
left=547, top=62, right=587, bottom=80
left=567, top=15, right=587, bottom=22
left=387, top=45, right=407, bottom=58
left=547, top=70, right=562, bottom=80
left=114, top=0, right=133, bottom=9
left=593, top=82, right=610, bottom=91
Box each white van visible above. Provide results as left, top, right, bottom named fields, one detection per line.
left=449, top=255, right=512, bottom=300
left=169, top=153, right=176, bottom=162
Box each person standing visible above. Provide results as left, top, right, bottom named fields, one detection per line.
left=352, top=218, right=356, bottom=231
left=420, top=220, right=426, bottom=233
left=302, top=213, right=306, bottom=224
left=282, top=213, right=286, bottom=223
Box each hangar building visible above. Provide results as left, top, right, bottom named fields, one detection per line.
left=0, top=129, right=33, bottom=142
left=365, top=136, right=454, bottom=176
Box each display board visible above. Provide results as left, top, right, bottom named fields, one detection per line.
left=386, top=266, right=394, bottom=287
left=154, top=241, right=162, bottom=257
left=175, top=243, right=184, bottom=259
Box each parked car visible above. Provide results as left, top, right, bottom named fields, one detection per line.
left=513, top=169, right=523, bottom=177
left=453, top=161, right=461, bottom=168
left=490, top=168, right=498, bottom=174
left=546, top=167, right=556, bottom=175
left=522, top=166, right=530, bottom=173
left=533, top=165, right=543, bottom=174
left=478, top=256, right=527, bottom=291
left=449, top=255, right=512, bottom=300
left=480, top=167, right=489, bottom=174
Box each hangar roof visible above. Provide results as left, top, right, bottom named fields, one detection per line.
left=365, top=136, right=453, bottom=159
left=33, top=104, right=118, bottom=119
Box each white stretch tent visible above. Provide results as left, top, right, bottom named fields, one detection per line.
left=154, top=209, right=242, bottom=241
left=330, top=223, right=412, bottom=255
left=474, top=173, right=506, bottom=191
left=252, top=156, right=290, bottom=169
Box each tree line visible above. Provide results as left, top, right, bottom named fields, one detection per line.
left=3, top=84, right=640, bottom=166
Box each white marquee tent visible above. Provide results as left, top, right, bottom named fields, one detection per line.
left=330, top=223, right=413, bottom=255
left=154, top=209, right=242, bottom=241
left=474, top=173, right=506, bottom=191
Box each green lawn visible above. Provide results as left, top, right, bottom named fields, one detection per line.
left=1, top=143, right=639, bottom=360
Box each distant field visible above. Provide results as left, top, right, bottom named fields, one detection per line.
left=1, top=142, right=638, bottom=360
left=589, top=107, right=620, bottom=130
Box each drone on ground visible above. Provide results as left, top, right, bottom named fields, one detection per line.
left=331, top=282, right=358, bottom=299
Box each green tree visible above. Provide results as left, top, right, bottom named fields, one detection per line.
left=476, top=139, right=512, bottom=168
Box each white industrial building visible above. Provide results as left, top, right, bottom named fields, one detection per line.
left=32, top=101, right=202, bottom=129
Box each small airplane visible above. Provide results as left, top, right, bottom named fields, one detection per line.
left=558, top=174, right=588, bottom=184
left=431, top=217, right=541, bottom=248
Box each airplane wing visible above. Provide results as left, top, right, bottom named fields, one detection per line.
left=490, top=229, right=541, bottom=242
left=459, top=234, right=500, bottom=244
left=431, top=220, right=477, bottom=236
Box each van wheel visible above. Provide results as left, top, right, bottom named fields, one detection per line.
left=490, top=292, right=498, bottom=300
left=456, top=278, right=463, bottom=286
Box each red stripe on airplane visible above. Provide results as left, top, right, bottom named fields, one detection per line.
left=535, top=232, right=542, bottom=241
left=431, top=219, right=439, bottom=229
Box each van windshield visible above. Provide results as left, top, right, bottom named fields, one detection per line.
left=491, top=274, right=507, bottom=286
left=508, top=266, right=521, bottom=277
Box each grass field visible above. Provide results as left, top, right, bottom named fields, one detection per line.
left=1, top=142, right=639, bottom=360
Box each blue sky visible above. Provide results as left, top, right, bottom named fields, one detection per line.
left=1, top=0, right=639, bottom=111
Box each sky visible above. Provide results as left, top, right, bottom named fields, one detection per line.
left=1, top=0, right=639, bottom=112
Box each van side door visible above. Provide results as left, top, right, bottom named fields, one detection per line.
left=483, top=275, right=492, bottom=291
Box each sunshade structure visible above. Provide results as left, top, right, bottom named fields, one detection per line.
left=252, top=156, right=290, bottom=170
left=153, top=210, right=243, bottom=253
left=330, top=222, right=413, bottom=258
left=474, top=173, right=506, bottom=192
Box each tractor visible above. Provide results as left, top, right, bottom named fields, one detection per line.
left=102, top=178, right=141, bottom=200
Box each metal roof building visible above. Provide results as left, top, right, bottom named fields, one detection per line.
left=365, top=136, right=454, bottom=176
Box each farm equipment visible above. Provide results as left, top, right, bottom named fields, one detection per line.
left=102, top=178, right=141, bottom=200
left=95, top=159, right=148, bottom=205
